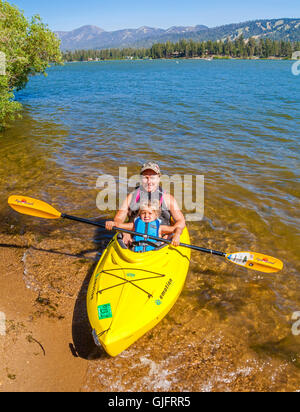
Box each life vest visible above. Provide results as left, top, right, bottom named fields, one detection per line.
left=133, top=217, right=161, bottom=252
left=128, top=186, right=171, bottom=225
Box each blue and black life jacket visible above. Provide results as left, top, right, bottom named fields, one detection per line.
left=133, top=217, right=161, bottom=252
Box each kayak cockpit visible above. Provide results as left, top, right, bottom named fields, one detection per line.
left=116, top=233, right=168, bottom=252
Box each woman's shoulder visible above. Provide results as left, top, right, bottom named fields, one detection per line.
left=126, top=191, right=135, bottom=202
left=162, top=191, right=175, bottom=203
left=162, top=192, right=180, bottom=211
left=128, top=186, right=141, bottom=199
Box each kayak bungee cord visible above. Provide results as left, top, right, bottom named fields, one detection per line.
left=98, top=270, right=163, bottom=299
left=95, top=267, right=167, bottom=297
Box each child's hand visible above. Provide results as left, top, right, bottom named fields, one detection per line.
left=171, top=233, right=181, bottom=247
left=122, top=233, right=133, bottom=246
left=105, top=221, right=115, bottom=231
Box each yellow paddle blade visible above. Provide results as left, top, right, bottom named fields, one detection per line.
left=8, top=196, right=62, bottom=220
left=225, top=251, right=283, bottom=273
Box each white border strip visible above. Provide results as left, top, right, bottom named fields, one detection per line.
left=0, top=311, right=6, bottom=336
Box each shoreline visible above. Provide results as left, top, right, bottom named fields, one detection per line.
left=63, top=56, right=293, bottom=63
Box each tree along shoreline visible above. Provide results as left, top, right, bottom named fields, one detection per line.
left=63, top=38, right=300, bottom=62
left=0, top=0, right=62, bottom=131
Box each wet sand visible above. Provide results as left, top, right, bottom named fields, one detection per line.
left=0, top=232, right=89, bottom=392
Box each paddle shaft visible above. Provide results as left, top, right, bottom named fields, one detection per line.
left=7, top=196, right=283, bottom=272
left=61, top=213, right=226, bottom=257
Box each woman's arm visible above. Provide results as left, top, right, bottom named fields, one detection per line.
left=164, top=193, right=186, bottom=233
left=108, top=193, right=134, bottom=246
left=105, top=221, right=134, bottom=231
left=113, top=192, right=133, bottom=225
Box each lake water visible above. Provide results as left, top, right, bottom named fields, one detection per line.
left=0, top=59, right=299, bottom=391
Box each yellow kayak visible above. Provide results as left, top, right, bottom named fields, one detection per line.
left=86, top=227, right=191, bottom=357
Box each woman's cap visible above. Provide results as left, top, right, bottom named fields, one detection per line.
left=140, top=162, right=161, bottom=175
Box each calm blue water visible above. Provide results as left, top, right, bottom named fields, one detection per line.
left=16, top=60, right=299, bottom=174
left=13, top=60, right=299, bottom=239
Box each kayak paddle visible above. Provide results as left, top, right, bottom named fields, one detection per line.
left=8, top=195, right=283, bottom=274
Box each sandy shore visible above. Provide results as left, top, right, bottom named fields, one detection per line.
left=0, top=232, right=93, bottom=392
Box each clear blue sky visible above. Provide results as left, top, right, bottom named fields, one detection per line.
left=9, top=0, right=300, bottom=32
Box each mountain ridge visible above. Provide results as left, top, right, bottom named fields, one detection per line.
left=56, top=18, right=300, bottom=51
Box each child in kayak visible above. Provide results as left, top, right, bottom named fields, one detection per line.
left=105, top=201, right=181, bottom=251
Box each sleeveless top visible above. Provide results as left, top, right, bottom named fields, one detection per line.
left=128, top=185, right=172, bottom=225
left=133, top=217, right=161, bottom=253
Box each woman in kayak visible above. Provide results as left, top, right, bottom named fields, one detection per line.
left=106, top=200, right=182, bottom=249
left=106, top=162, right=186, bottom=247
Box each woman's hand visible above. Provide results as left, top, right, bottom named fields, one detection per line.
left=105, top=221, right=115, bottom=231
left=171, top=233, right=181, bottom=247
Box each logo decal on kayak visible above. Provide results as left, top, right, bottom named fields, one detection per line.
left=98, top=303, right=113, bottom=320
left=90, top=275, right=100, bottom=301
left=160, top=279, right=173, bottom=300
left=155, top=300, right=162, bottom=306
left=126, top=273, right=136, bottom=278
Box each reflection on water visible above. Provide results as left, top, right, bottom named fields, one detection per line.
left=0, top=60, right=299, bottom=391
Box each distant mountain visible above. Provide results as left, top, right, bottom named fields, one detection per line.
left=56, top=19, right=300, bottom=51
left=56, top=25, right=165, bottom=50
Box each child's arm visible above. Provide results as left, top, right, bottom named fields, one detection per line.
left=159, top=225, right=176, bottom=235
left=160, top=225, right=182, bottom=247
left=105, top=221, right=134, bottom=231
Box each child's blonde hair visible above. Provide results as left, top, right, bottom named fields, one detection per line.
left=139, top=200, right=161, bottom=218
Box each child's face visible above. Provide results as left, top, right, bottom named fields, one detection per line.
left=140, top=207, right=158, bottom=223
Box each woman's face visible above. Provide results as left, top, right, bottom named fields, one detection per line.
left=141, top=170, right=160, bottom=192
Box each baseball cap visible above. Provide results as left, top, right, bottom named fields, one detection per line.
left=140, top=162, right=161, bottom=175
